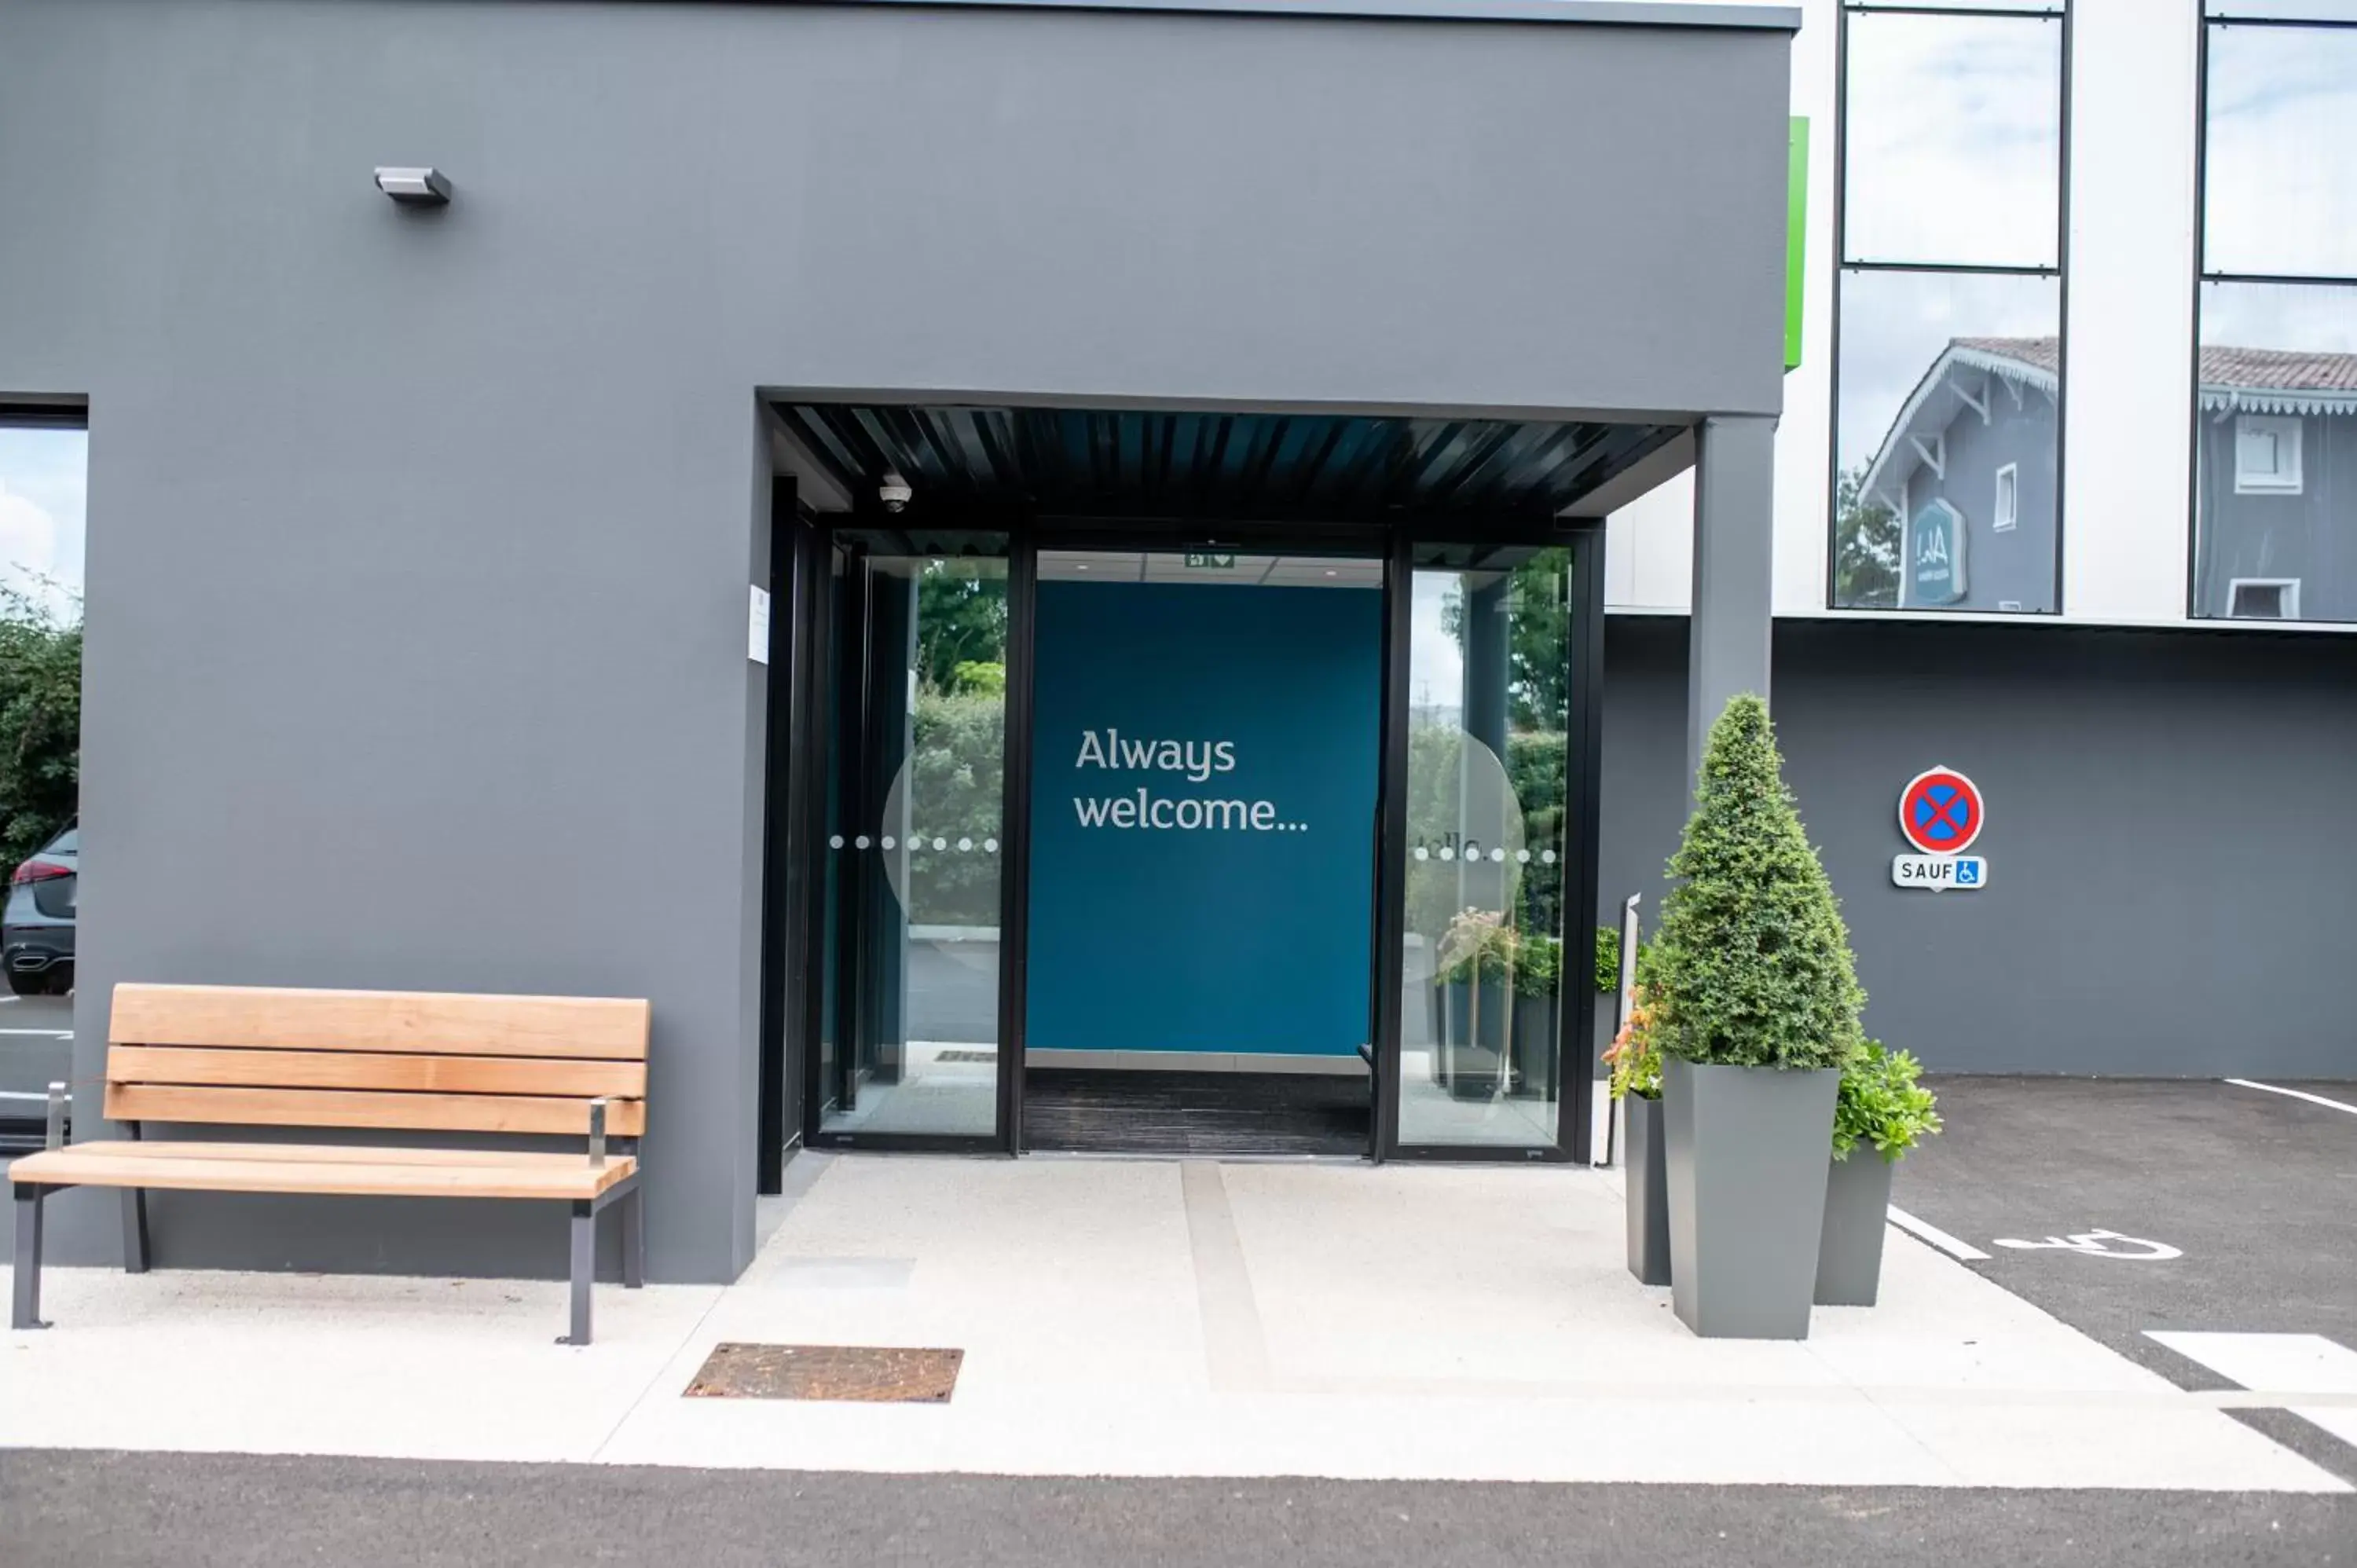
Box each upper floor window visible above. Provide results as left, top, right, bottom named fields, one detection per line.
left=1831, top=2, right=2068, bottom=614
left=2194, top=2, right=2357, bottom=623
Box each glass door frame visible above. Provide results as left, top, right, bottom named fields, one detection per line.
left=794, top=520, right=1028, bottom=1156
left=779, top=511, right=1605, bottom=1163
left=1372, top=519, right=1607, bottom=1166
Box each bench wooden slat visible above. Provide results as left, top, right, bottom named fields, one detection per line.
left=104, top=1083, right=646, bottom=1137
left=106, top=1046, right=647, bottom=1099
left=8, top=1141, right=635, bottom=1200
left=42, top=1141, right=639, bottom=1169
left=110, top=984, right=650, bottom=1061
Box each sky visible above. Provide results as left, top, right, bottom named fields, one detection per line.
left=1836, top=7, right=2357, bottom=479
left=0, top=427, right=86, bottom=625
left=2199, top=20, right=2357, bottom=355
left=1836, top=9, right=2063, bottom=474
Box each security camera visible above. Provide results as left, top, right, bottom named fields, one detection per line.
left=879, top=472, right=913, bottom=512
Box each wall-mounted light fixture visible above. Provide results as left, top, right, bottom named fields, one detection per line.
left=373, top=167, right=452, bottom=207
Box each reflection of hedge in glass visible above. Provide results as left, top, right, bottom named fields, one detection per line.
left=916, top=566, right=1007, bottom=691
left=0, top=586, right=80, bottom=882
left=1403, top=725, right=1567, bottom=947
left=900, top=688, right=1003, bottom=927
left=1438, top=548, right=1572, bottom=730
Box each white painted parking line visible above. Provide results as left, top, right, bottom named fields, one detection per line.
left=0, top=1028, right=71, bottom=1036
left=2226, top=1079, right=2357, bottom=1118
left=1886, top=1204, right=1992, bottom=1262
left=2147, top=1332, right=2357, bottom=1451
left=2147, top=1332, right=2357, bottom=1395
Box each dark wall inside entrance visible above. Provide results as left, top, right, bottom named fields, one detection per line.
left=0, top=0, right=1795, bottom=1281
left=1600, top=617, right=2357, bottom=1079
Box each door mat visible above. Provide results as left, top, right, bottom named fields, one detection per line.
left=684, top=1343, right=963, bottom=1404
left=934, top=1050, right=996, bottom=1064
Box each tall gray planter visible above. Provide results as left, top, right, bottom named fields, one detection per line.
left=1623, top=1094, right=1672, bottom=1286
left=1440, top=976, right=1511, bottom=1098
left=1814, top=1152, right=1897, bottom=1306
left=1662, top=1057, right=1841, bottom=1339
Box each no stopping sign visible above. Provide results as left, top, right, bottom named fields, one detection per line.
left=1898, top=768, right=1984, bottom=855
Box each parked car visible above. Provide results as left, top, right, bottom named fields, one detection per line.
left=4, top=824, right=75, bottom=996
left=0, top=825, right=75, bottom=1152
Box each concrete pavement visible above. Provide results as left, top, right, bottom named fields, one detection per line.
left=3, top=1152, right=2345, bottom=1490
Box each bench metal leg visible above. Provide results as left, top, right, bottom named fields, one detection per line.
left=122, top=1189, right=151, bottom=1275
left=12, top=1185, right=48, bottom=1331
left=560, top=1199, right=595, bottom=1346
left=621, top=1185, right=645, bottom=1290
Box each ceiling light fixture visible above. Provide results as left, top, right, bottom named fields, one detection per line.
left=373, top=167, right=452, bottom=207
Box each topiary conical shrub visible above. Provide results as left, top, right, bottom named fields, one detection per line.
left=1651, top=694, right=1863, bottom=1071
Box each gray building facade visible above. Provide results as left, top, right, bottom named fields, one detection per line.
left=1, top=0, right=1800, bottom=1283
left=1602, top=616, right=2357, bottom=1081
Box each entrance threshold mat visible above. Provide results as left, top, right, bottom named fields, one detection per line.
left=684, top=1343, right=964, bottom=1404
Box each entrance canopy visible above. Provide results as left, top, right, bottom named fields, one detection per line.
left=769, top=401, right=1687, bottom=523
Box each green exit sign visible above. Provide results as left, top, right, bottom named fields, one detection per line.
left=1185, top=551, right=1236, bottom=570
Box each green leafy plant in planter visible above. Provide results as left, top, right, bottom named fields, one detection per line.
left=1816, top=1042, right=1942, bottom=1307
left=1651, top=698, right=1863, bottom=1073
left=1604, top=954, right=1670, bottom=1285
left=1833, top=1042, right=1941, bottom=1163
left=1603, top=982, right=1662, bottom=1102
left=1651, top=694, right=1865, bottom=1338
left=1592, top=924, right=1622, bottom=998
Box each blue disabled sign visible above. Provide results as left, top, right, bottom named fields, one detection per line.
left=1892, top=853, right=1987, bottom=892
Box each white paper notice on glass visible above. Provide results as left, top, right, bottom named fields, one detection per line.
left=748, top=584, right=772, bottom=665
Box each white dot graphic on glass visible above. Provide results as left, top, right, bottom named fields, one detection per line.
left=932, top=837, right=948, bottom=852
left=881, top=836, right=896, bottom=851
left=1413, top=847, right=1430, bottom=862
left=984, top=838, right=999, bottom=854
left=855, top=834, right=871, bottom=850
left=1541, top=849, right=1557, bottom=864
left=1490, top=847, right=1506, bottom=863
left=1438, top=846, right=1455, bottom=862
left=1516, top=849, right=1530, bottom=864
left=958, top=837, right=973, bottom=852
left=828, top=834, right=845, bottom=850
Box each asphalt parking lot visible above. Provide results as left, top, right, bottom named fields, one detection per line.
left=1891, top=1075, right=2357, bottom=1478
left=2, top=1451, right=2352, bottom=1568
left=0, top=991, right=75, bottom=1160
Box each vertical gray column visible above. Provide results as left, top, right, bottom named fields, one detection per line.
left=1688, top=415, right=1777, bottom=790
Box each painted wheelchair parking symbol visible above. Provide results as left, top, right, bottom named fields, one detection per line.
left=1898, top=767, right=1984, bottom=855
left=1992, top=1229, right=2183, bottom=1261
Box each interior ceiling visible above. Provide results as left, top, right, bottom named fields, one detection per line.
left=770, top=401, right=1680, bottom=520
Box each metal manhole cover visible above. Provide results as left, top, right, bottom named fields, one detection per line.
left=935, top=1050, right=996, bottom=1064
left=684, top=1343, right=963, bottom=1404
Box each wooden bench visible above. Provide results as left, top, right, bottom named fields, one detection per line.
left=9, top=983, right=650, bottom=1345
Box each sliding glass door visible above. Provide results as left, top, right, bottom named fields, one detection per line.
left=807, top=529, right=1020, bottom=1150
left=1378, top=530, right=1603, bottom=1161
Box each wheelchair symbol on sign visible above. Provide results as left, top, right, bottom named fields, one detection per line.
left=1992, top=1229, right=2181, bottom=1260
left=1954, top=860, right=1981, bottom=887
